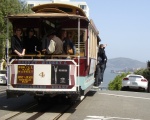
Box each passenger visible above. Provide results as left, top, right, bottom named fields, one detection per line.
left=24, top=28, right=41, bottom=54
left=11, top=28, right=25, bottom=57
left=42, top=31, right=63, bottom=54
left=59, top=30, right=68, bottom=54
left=63, top=31, right=75, bottom=55
left=60, top=30, right=67, bottom=43
left=41, top=33, right=49, bottom=54
left=94, top=44, right=107, bottom=87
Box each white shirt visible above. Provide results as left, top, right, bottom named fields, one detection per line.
left=47, top=40, right=56, bottom=54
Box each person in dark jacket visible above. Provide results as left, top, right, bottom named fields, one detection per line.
left=24, top=28, right=41, bottom=54
left=63, top=32, right=75, bottom=55
left=11, top=28, right=25, bottom=57
left=94, top=44, right=107, bottom=87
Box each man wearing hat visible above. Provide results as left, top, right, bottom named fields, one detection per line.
left=94, top=44, right=107, bottom=87
left=42, top=30, right=63, bottom=54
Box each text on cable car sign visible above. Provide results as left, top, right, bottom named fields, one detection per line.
left=17, top=65, right=34, bottom=84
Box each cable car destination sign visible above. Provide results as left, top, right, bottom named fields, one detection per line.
left=17, top=65, right=34, bottom=84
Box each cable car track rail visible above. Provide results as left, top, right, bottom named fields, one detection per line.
left=1, top=96, right=85, bottom=120
left=1, top=102, right=38, bottom=120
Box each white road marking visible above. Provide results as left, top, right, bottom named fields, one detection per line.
left=98, top=93, right=150, bottom=100
left=84, top=116, right=142, bottom=120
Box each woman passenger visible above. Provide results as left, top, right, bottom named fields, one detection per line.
left=24, top=28, right=41, bottom=54
left=11, top=28, right=25, bottom=57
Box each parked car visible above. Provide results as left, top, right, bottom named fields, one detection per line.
left=0, top=70, right=7, bottom=85
left=121, top=74, right=148, bottom=91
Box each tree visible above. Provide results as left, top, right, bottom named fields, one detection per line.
left=0, top=0, right=32, bottom=59
left=134, top=68, right=150, bottom=80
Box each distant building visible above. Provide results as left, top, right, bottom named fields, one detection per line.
left=20, top=0, right=89, bottom=18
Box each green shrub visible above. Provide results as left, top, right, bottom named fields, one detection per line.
left=108, top=73, right=129, bottom=90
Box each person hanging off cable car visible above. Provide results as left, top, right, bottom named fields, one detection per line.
left=94, top=44, right=107, bottom=87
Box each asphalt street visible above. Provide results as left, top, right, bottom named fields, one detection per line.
left=1, top=86, right=150, bottom=120
left=67, top=89, right=150, bottom=120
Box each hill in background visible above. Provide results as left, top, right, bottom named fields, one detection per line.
left=107, top=57, right=146, bottom=69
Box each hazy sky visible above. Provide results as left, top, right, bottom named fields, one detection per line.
left=76, top=0, right=150, bottom=62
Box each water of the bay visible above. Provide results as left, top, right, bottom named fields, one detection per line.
left=101, top=67, right=121, bottom=88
